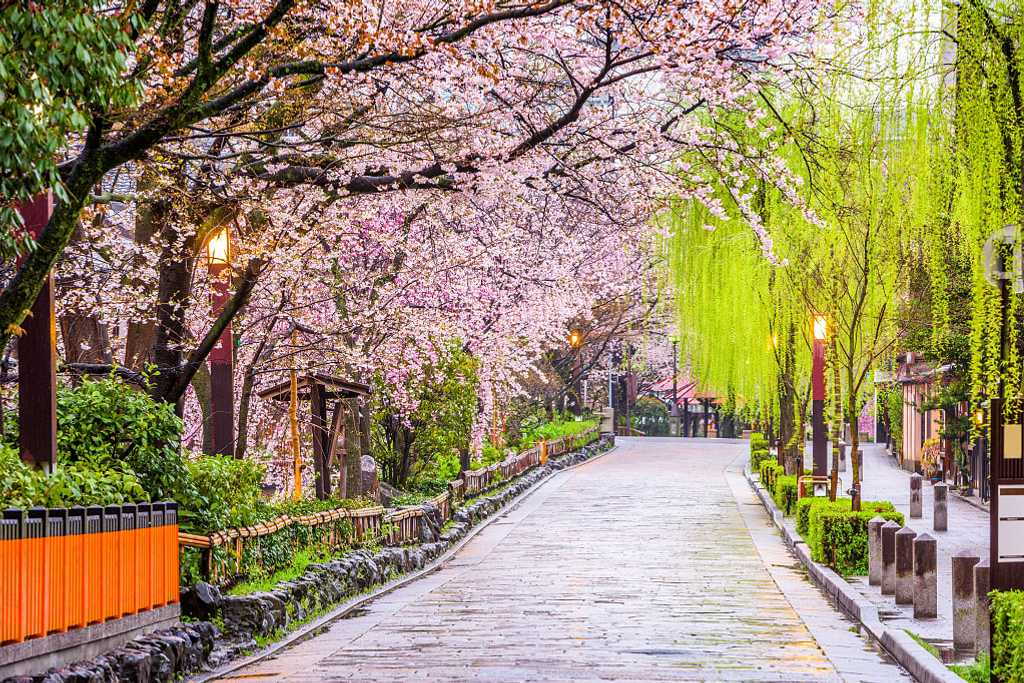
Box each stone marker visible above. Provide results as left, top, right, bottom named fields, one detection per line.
left=975, top=559, right=991, bottom=654
left=952, top=550, right=981, bottom=651
left=934, top=482, right=948, bottom=531
left=868, top=516, right=885, bottom=586
left=913, top=533, right=937, bottom=618
left=881, top=520, right=900, bottom=595
left=909, top=474, right=923, bottom=519
left=838, top=441, right=847, bottom=473
left=895, top=526, right=917, bottom=604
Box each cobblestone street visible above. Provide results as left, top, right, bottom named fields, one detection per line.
left=219, top=438, right=908, bottom=682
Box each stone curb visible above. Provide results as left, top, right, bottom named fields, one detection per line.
left=190, top=438, right=619, bottom=683
left=744, top=469, right=962, bottom=683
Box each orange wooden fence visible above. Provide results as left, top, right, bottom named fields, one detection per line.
left=1, top=503, right=179, bottom=645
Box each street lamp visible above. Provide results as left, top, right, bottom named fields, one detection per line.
left=811, top=314, right=828, bottom=495
left=207, top=225, right=234, bottom=456
left=568, top=329, right=583, bottom=416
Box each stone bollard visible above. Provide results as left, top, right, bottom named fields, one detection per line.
left=839, top=441, right=847, bottom=473
left=952, top=550, right=980, bottom=651
left=868, top=516, right=885, bottom=586
left=913, top=533, right=937, bottom=618
left=881, top=520, right=900, bottom=595
left=934, top=482, right=948, bottom=531
left=975, top=559, right=991, bottom=654
left=895, top=526, right=917, bottom=604
left=910, top=474, right=923, bottom=519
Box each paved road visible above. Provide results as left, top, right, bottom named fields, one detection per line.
left=218, top=438, right=909, bottom=682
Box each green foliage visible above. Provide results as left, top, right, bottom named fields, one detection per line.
left=950, top=652, right=990, bottom=683
left=631, top=397, right=669, bottom=436
left=178, top=455, right=266, bottom=533
left=878, top=384, right=904, bottom=457
left=750, top=448, right=773, bottom=473
left=749, top=432, right=769, bottom=451
left=905, top=630, right=941, bottom=659
left=227, top=547, right=330, bottom=596
left=758, top=459, right=783, bottom=495
left=992, top=590, right=1024, bottom=682
left=796, top=496, right=897, bottom=536
left=772, top=475, right=798, bottom=516
left=803, top=498, right=902, bottom=575
left=57, top=376, right=188, bottom=502
left=0, top=442, right=148, bottom=507
left=518, top=417, right=597, bottom=449
left=0, top=1, right=140, bottom=250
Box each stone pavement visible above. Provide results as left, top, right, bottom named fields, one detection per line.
left=831, top=442, right=989, bottom=654
left=216, top=438, right=907, bottom=682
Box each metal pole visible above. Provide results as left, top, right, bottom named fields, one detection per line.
left=208, top=253, right=234, bottom=456
left=812, top=335, right=827, bottom=490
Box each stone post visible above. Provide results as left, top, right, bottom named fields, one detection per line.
left=881, top=520, right=899, bottom=595
left=910, top=474, right=923, bottom=519
left=895, top=526, right=916, bottom=604
left=868, top=516, right=885, bottom=586
left=952, top=550, right=980, bottom=652
left=934, top=482, right=948, bottom=532
left=913, top=533, right=937, bottom=618
left=975, top=559, right=990, bottom=654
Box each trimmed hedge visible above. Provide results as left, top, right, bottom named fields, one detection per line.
left=750, top=432, right=768, bottom=451
left=798, top=497, right=901, bottom=575
left=750, top=448, right=773, bottom=473
left=992, top=590, right=1024, bottom=681
left=772, top=475, right=799, bottom=515
left=759, top=460, right=784, bottom=495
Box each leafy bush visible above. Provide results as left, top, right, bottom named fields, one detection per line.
left=750, top=432, right=768, bottom=451
left=57, top=376, right=188, bottom=502
left=759, top=459, right=783, bottom=494
left=772, top=475, right=799, bottom=515
left=518, top=417, right=598, bottom=449
left=802, top=498, right=902, bottom=575
left=992, top=590, right=1024, bottom=681
left=950, top=652, right=990, bottom=683
left=750, top=448, right=772, bottom=472
left=179, top=455, right=267, bottom=533
left=0, top=443, right=148, bottom=507
left=796, top=497, right=897, bottom=536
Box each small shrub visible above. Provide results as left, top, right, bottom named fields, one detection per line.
left=749, top=432, right=768, bottom=451
left=758, top=459, right=783, bottom=494
left=804, top=498, right=902, bottom=575
left=773, top=475, right=799, bottom=515
left=992, top=590, right=1024, bottom=682
left=750, top=448, right=773, bottom=473
left=950, top=652, right=989, bottom=683
left=795, top=497, right=896, bottom=536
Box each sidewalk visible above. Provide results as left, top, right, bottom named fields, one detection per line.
left=829, top=443, right=989, bottom=656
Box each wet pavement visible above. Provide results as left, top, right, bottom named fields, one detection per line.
left=215, top=437, right=910, bottom=682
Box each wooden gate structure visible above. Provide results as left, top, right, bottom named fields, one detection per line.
left=257, top=374, right=371, bottom=499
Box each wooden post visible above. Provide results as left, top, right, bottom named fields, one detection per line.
left=17, top=192, right=56, bottom=469
left=289, top=339, right=302, bottom=500
left=310, top=379, right=329, bottom=499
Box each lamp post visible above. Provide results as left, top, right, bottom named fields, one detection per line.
left=568, top=329, right=583, bottom=416
left=670, top=337, right=680, bottom=436
left=207, top=226, right=234, bottom=456
left=812, top=315, right=828, bottom=494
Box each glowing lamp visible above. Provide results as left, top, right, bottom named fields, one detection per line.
left=207, top=227, right=230, bottom=265
left=568, top=330, right=583, bottom=348
left=812, top=315, right=828, bottom=341
left=974, top=408, right=986, bottom=427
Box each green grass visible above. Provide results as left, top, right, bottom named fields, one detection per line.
left=905, top=629, right=941, bottom=659
left=228, top=548, right=333, bottom=596
left=518, top=417, right=598, bottom=449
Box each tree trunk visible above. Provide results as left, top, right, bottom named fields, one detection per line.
left=191, top=363, right=215, bottom=455
left=829, top=339, right=842, bottom=501
left=124, top=191, right=165, bottom=370
left=848, top=372, right=862, bottom=511
left=344, top=398, right=363, bottom=496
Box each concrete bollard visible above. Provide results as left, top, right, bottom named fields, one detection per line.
left=881, top=520, right=900, bottom=595
left=913, top=533, right=937, bottom=618
left=868, top=516, right=885, bottom=586
left=975, top=559, right=991, bottom=654
left=952, top=550, right=980, bottom=651
left=910, top=474, right=923, bottom=519
left=934, top=482, right=948, bottom=531
left=895, top=526, right=917, bottom=604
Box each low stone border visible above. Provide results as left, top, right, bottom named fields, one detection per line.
left=744, top=469, right=962, bottom=683
left=186, top=435, right=617, bottom=681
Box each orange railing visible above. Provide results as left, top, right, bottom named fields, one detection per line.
left=1, top=503, right=179, bottom=645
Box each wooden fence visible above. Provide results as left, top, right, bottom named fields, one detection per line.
left=1, top=503, right=179, bottom=645
left=179, top=427, right=601, bottom=583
